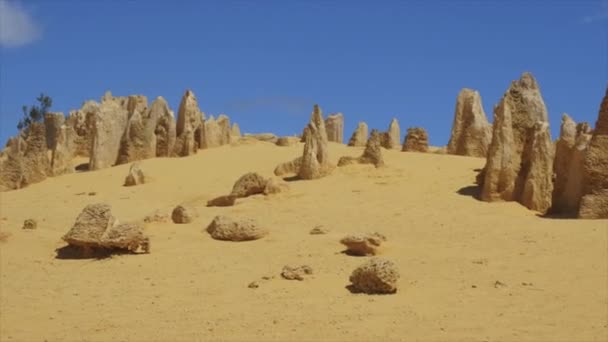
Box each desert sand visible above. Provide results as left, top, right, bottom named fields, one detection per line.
left=0, top=141, right=606, bottom=341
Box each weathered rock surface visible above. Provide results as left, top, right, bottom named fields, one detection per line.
left=349, top=258, right=399, bottom=294
left=340, top=232, right=386, bottom=256
left=124, top=163, right=145, bottom=186
left=62, top=203, right=150, bottom=254
left=298, top=105, right=333, bottom=180
left=348, top=122, right=368, bottom=147
left=338, top=129, right=384, bottom=168
left=263, top=177, right=289, bottom=195
left=550, top=114, right=591, bottom=216
left=44, top=112, right=65, bottom=150
left=66, top=101, right=97, bottom=157
left=22, top=219, right=37, bottom=230
left=174, top=90, right=203, bottom=157
left=50, top=124, right=75, bottom=176
left=446, top=89, right=492, bottom=157
left=325, top=113, right=344, bottom=143
left=0, top=123, right=50, bottom=191
left=274, top=157, right=303, bottom=176
left=479, top=72, right=554, bottom=214
left=281, top=265, right=313, bottom=281
left=402, top=127, right=429, bottom=152
left=579, top=88, right=608, bottom=218
left=276, top=136, right=299, bottom=147
left=243, top=133, right=278, bottom=143
left=89, top=96, right=130, bottom=170
left=231, top=172, right=268, bottom=198
left=171, top=205, right=194, bottom=224
left=381, top=118, right=401, bottom=149
left=206, top=215, right=268, bottom=241
left=207, top=195, right=237, bottom=207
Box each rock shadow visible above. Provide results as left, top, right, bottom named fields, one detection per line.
left=75, top=163, right=90, bottom=172
left=55, top=245, right=133, bottom=260
left=456, top=185, right=481, bottom=200
left=345, top=284, right=397, bottom=295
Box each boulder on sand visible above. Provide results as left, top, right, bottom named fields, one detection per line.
left=349, top=258, right=399, bottom=294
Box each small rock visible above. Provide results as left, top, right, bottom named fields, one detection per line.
left=207, top=195, right=237, bottom=207
left=171, top=205, right=194, bottom=224
left=263, top=178, right=289, bottom=195
left=281, top=265, right=313, bottom=281
left=88, top=192, right=97, bottom=196
left=143, top=210, right=169, bottom=223
left=22, top=219, right=37, bottom=230
left=205, top=215, right=268, bottom=241
left=340, top=232, right=386, bottom=256
left=309, top=226, right=329, bottom=235
left=124, top=163, right=145, bottom=186
left=349, top=257, right=399, bottom=294
left=231, top=172, right=268, bottom=198
left=248, top=281, right=259, bottom=289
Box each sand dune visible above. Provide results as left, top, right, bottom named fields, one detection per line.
left=0, top=141, right=606, bottom=341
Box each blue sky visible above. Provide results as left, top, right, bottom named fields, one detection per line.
left=1, top=0, right=607, bottom=146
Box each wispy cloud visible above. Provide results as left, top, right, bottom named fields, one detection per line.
left=223, top=96, right=313, bottom=116
left=0, top=0, right=41, bottom=48
left=583, top=1, right=608, bottom=23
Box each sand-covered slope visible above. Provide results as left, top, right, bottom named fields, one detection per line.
left=0, top=141, right=606, bottom=341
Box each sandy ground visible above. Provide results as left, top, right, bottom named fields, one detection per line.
left=0, top=141, right=606, bottom=342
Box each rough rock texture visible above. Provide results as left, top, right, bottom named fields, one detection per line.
left=206, top=215, right=268, bottom=241
left=44, top=112, right=65, bottom=150
left=480, top=72, right=554, bottom=214
left=207, top=195, right=237, bottom=207
left=381, top=118, right=401, bottom=149
left=340, top=232, right=386, bottom=256
left=0, top=123, right=50, bottom=191
left=217, top=115, right=232, bottom=146
left=62, top=203, right=148, bottom=253
left=124, top=163, right=145, bottom=186
left=550, top=114, right=591, bottom=216
left=243, top=133, right=278, bottom=143
left=230, top=123, right=241, bottom=143
left=276, top=136, right=299, bottom=147
left=143, top=210, right=170, bottom=223
left=446, top=89, right=492, bottom=157
left=298, top=105, right=333, bottom=180
left=349, top=258, right=399, bottom=294
left=579, top=88, right=608, bottom=218
left=171, top=205, right=194, bottom=224
left=281, top=265, right=313, bottom=281
left=201, top=115, right=232, bottom=149
left=174, top=90, right=203, bottom=157
left=117, top=96, right=176, bottom=163
left=89, top=97, right=130, bottom=170
left=325, top=113, right=344, bottom=143
left=348, top=122, right=368, bottom=147
left=402, top=127, right=429, bottom=152
left=274, top=157, right=302, bottom=176
left=66, top=101, right=97, bottom=158
left=63, top=203, right=116, bottom=247
left=263, top=177, right=289, bottom=195
left=338, top=129, right=384, bottom=168
left=231, top=172, right=268, bottom=198
left=22, top=219, right=37, bottom=230
left=50, top=125, right=75, bottom=176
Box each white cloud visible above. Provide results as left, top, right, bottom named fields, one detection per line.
left=0, top=0, right=41, bottom=48
left=583, top=1, right=608, bottom=23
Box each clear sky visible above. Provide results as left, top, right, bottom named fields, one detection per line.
left=1, top=0, right=607, bottom=146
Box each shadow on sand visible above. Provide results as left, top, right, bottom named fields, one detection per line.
left=55, top=245, right=134, bottom=260
left=456, top=185, right=481, bottom=200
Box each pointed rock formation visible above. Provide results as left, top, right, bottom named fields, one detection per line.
left=50, top=124, right=75, bottom=176
left=579, top=88, right=608, bottom=218
left=402, top=127, right=429, bottom=152
left=173, top=90, right=203, bottom=156
left=325, top=113, right=344, bottom=143
left=230, top=123, right=241, bottom=143
left=0, top=123, right=50, bottom=191
left=149, top=97, right=177, bottom=157
left=479, top=72, right=554, bottom=213
left=381, top=118, right=400, bottom=149
left=124, top=163, right=145, bottom=186
left=217, top=114, right=232, bottom=146
left=89, top=97, right=130, bottom=170
left=550, top=114, right=591, bottom=216
left=446, top=89, right=492, bottom=157
left=66, top=101, right=97, bottom=157
left=298, top=105, right=333, bottom=180
left=348, top=122, right=369, bottom=147
left=44, top=112, right=65, bottom=150
left=338, top=129, right=384, bottom=168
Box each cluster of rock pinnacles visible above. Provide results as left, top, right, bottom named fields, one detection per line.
left=3, top=72, right=608, bottom=293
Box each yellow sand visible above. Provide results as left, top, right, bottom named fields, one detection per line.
left=0, top=142, right=606, bottom=341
